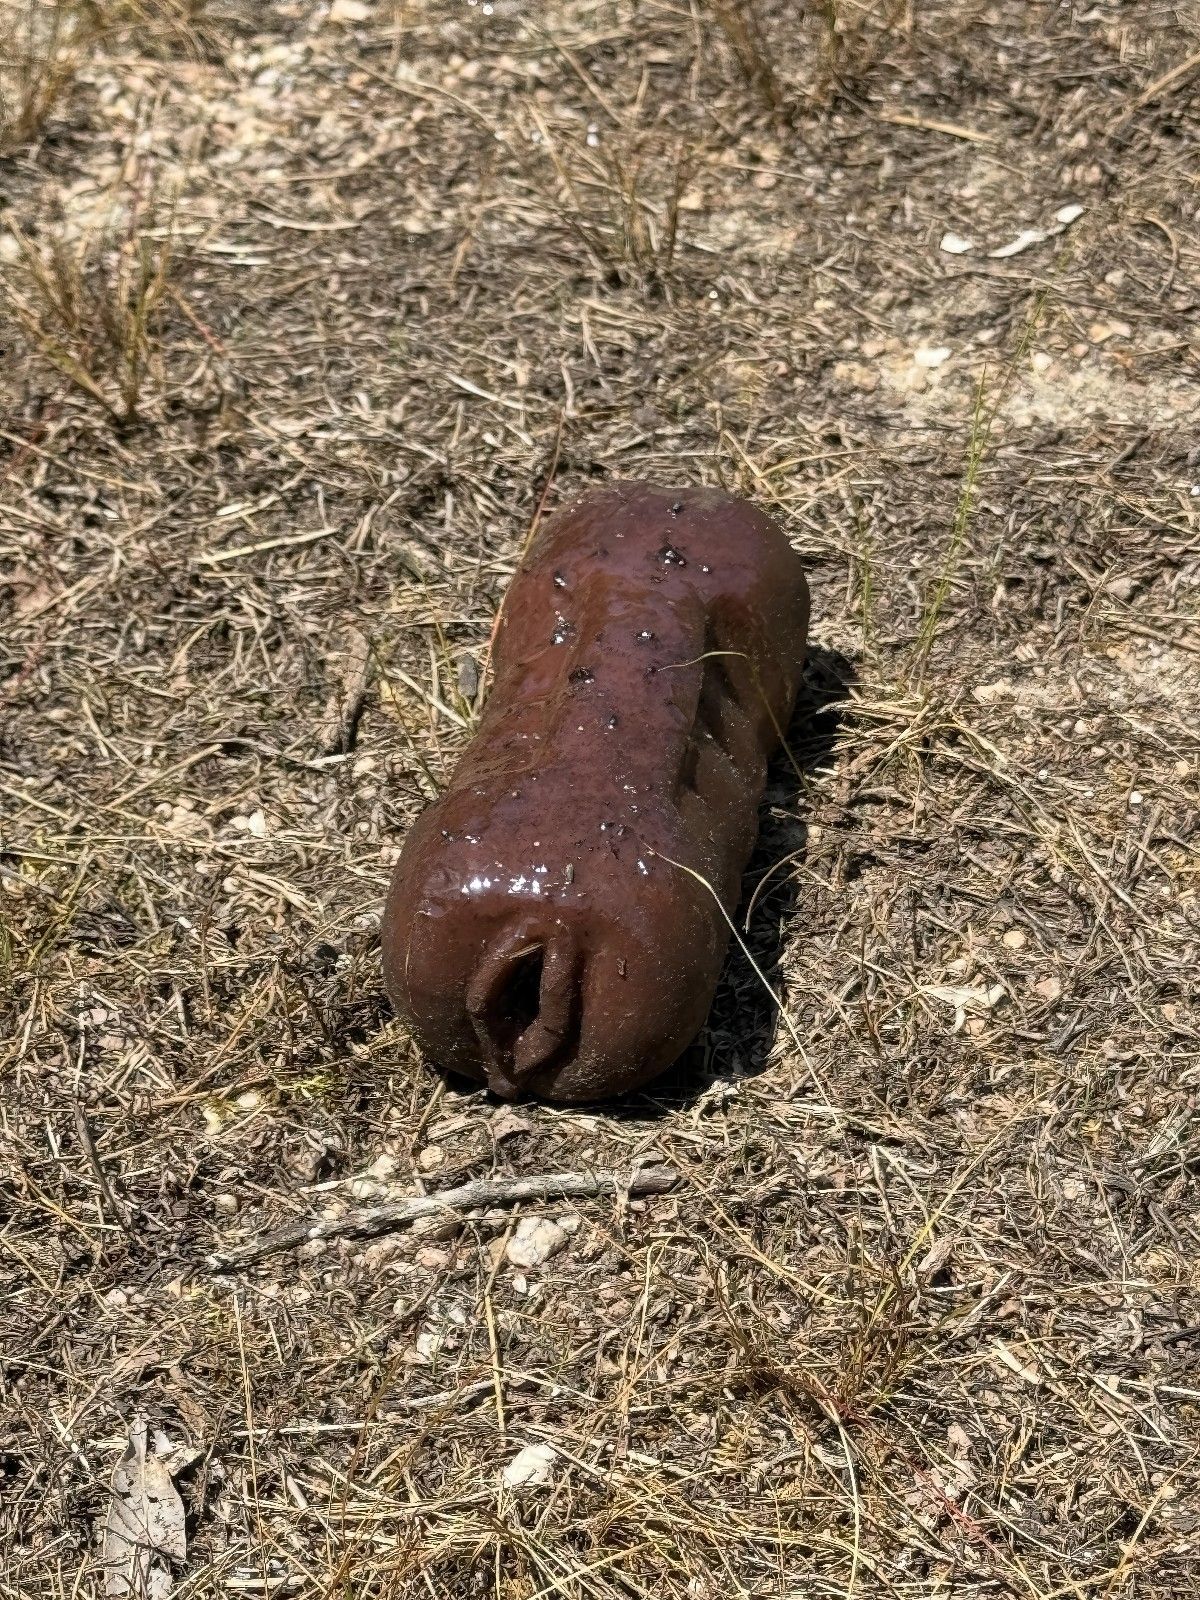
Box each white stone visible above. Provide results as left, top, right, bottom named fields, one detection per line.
left=505, top=1216, right=569, bottom=1268
left=502, top=1443, right=556, bottom=1489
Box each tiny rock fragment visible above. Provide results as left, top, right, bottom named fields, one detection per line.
left=502, top=1442, right=557, bottom=1489
left=1002, top=929, right=1027, bottom=950
left=939, top=232, right=974, bottom=254
left=415, top=1246, right=451, bottom=1270
left=833, top=359, right=879, bottom=392
left=914, top=346, right=952, bottom=370
left=348, top=1177, right=384, bottom=1200
left=505, top=1215, right=569, bottom=1268
left=973, top=677, right=1013, bottom=704
left=1089, top=320, right=1132, bottom=344
left=457, top=654, right=480, bottom=702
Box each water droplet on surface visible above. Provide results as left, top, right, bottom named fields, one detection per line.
left=657, top=544, right=687, bottom=566
left=553, top=571, right=567, bottom=588
left=670, top=501, right=684, bottom=515
left=551, top=614, right=574, bottom=646
left=568, top=666, right=595, bottom=684
left=636, top=629, right=655, bottom=643
left=606, top=714, right=619, bottom=730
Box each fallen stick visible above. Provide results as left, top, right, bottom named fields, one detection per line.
left=209, top=1166, right=680, bottom=1272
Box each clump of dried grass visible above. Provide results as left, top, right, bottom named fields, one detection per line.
left=0, top=0, right=218, bottom=157
left=0, top=0, right=101, bottom=152
left=523, top=112, right=695, bottom=285
left=2, top=172, right=179, bottom=426
left=106, top=0, right=224, bottom=60
left=703, top=0, right=784, bottom=112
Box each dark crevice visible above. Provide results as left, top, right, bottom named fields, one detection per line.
left=487, top=946, right=544, bottom=1056
left=677, top=738, right=701, bottom=794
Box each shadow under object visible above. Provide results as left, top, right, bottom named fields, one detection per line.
left=382, top=481, right=811, bottom=1103
left=630, top=644, right=855, bottom=1114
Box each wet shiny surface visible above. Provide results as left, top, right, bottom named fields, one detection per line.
left=381, top=481, right=810, bottom=1102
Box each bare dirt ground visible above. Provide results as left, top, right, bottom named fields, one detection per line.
left=2, top=2, right=1199, bottom=1595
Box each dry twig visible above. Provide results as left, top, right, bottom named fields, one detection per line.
left=209, top=1167, right=681, bottom=1270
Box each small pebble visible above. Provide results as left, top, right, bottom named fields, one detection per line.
left=503, top=1443, right=556, bottom=1489
left=506, top=1216, right=569, bottom=1268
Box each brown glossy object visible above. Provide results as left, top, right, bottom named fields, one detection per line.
left=382, top=482, right=809, bottom=1102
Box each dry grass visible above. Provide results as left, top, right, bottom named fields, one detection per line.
left=2, top=1, right=1200, bottom=1597
left=704, top=0, right=784, bottom=113
left=0, top=0, right=100, bottom=152
left=3, top=175, right=180, bottom=427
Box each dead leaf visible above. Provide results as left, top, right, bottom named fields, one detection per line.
left=490, top=1106, right=534, bottom=1142
left=917, top=1235, right=956, bottom=1279
left=317, top=626, right=371, bottom=755
left=101, top=1416, right=186, bottom=1599
left=923, top=981, right=1006, bottom=1032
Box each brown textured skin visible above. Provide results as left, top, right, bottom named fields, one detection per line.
left=381, top=482, right=810, bottom=1103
